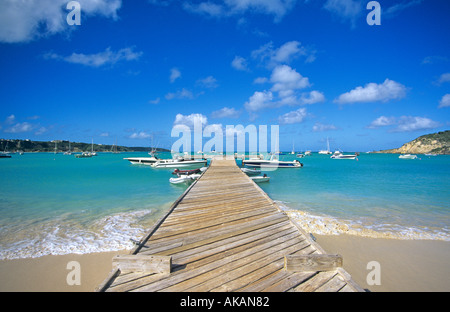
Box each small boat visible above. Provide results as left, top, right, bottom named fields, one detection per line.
left=250, top=174, right=270, bottom=183
left=172, top=167, right=207, bottom=175
left=399, top=154, right=417, bottom=159
left=243, top=155, right=302, bottom=168
left=124, top=157, right=159, bottom=165
left=296, top=153, right=304, bottom=158
left=330, top=151, right=358, bottom=159
left=424, top=153, right=437, bottom=157
left=75, top=152, right=92, bottom=158
left=241, top=167, right=262, bottom=175
left=152, top=158, right=207, bottom=168
left=0, top=152, right=11, bottom=158
left=169, top=173, right=201, bottom=184
left=304, top=151, right=311, bottom=156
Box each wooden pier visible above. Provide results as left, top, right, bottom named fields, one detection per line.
left=97, top=159, right=363, bottom=292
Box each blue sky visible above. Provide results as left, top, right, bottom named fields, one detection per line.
left=0, top=0, right=449, bottom=152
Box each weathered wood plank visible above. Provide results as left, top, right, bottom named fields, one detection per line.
left=284, top=254, right=343, bottom=272
left=98, top=158, right=362, bottom=292
left=112, top=255, right=172, bottom=274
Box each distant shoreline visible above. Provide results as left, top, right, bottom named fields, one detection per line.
left=0, top=138, right=170, bottom=153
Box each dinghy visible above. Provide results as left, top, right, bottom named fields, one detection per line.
left=250, top=174, right=270, bottom=183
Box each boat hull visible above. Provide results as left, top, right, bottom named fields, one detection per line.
left=243, top=160, right=302, bottom=168
left=124, top=157, right=158, bottom=165
left=152, top=160, right=207, bottom=168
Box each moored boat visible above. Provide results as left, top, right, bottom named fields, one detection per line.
left=399, top=154, right=417, bottom=159
left=152, top=158, right=207, bottom=168
left=330, top=151, right=358, bottom=159
left=124, top=157, right=159, bottom=165
left=242, top=154, right=302, bottom=168
left=250, top=174, right=270, bottom=183
left=241, top=167, right=262, bottom=175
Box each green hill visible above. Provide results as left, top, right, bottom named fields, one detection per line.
left=377, top=130, right=450, bottom=154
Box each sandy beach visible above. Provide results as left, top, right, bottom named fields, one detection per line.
left=316, top=235, right=450, bottom=292
left=0, top=235, right=449, bottom=292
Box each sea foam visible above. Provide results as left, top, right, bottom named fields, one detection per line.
left=0, top=210, right=154, bottom=260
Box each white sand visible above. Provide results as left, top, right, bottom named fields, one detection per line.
left=0, top=235, right=449, bottom=292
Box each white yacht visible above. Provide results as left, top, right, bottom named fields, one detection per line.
left=242, top=154, right=302, bottom=168
left=330, top=150, right=358, bottom=159
left=399, top=154, right=417, bottom=159
left=124, top=156, right=159, bottom=165
left=152, top=158, right=207, bottom=168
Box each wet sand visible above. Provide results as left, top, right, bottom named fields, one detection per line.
left=316, top=234, right=450, bottom=292
left=0, top=235, right=449, bottom=292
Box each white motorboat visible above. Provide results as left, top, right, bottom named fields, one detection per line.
left=169, top=173, right=202, bottom=185
left=250, top=174, right=270, bottom=183
left=124, top=157, right=159, bottom=165
left=304, top=151, right=311, bottom=156
left=330, top=151, right=358, bottom=159
left=399, top=154, right=417, bottom=159
left=241, top=167, right=262, bottom=175
left=152, top=158, right=207, bottom=168
left=296, top=153, right=304, bottom=158
left=242, top=154, right=303, bottom=168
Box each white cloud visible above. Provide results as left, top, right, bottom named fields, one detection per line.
left=384, top=0, right=423, bottom=18
left=299, top=90, right=325, bottom=105
left=368, top=115, right=440, bottom=132
left=211, top=107, right=240, bottom=119
left=395, top=116, right=440, bottom=132
left=312, top=122, right=337, bottom=132
left=437, top=73, right=450, bottom=85
left=4, top=122, right=33, bottom=133
left=278, top=108, right=307, bottom=124
left=335, top=79, right=407, bottom=104
left=367, top=116, right=397, bottom=128
left=129, top=132, right=152, bottom=139
left=323, top=0, right=363, bottom=27
left=231, top=56, right=249, bottom=71
left=45, top=47, right=142, bottom=67
left=251, top=41, right=314, bottom=68
left=438, top=94, right=450, bottom=108
left=5, top=114, right=16, bottom=125
left=35, top=126, right=49, bottom=135
left=170, top=68, right=181, bottom=83
left=244, top=90, right=274, bottom=113
left=196, top=76, right=218, bottom=89
left=0, top=0, right=122, bottom=43
left=182, top=0, right=298, bottom=22
left=244, top=65, right=324, bottom=117
left=165, top=88, right=194, bottom=100
left=270, top=65, right=310, bottom=93
left=253, top=77, right=268, bottom=84
left=174, top=113, right=208, bottom=129
left=183, top=1, right=225, bottom=17
left=149, top=97, right=160, bottom=105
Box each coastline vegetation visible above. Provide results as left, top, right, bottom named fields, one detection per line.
left=0, top=139, right=169, bottom=153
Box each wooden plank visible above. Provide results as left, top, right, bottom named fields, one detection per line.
left=98, top=158, right=363, bottom=293
left=284, top=254, right=343, bottom=272
left=112, top=255, right=172, bottom=274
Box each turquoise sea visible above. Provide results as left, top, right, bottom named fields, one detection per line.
left=0, top=152, right=449, bottom=259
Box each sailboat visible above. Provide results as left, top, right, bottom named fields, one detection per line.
left=112, top=139, right=120, bottom=154
left=90, top=138, right=97, bottom=156
left=63, top=141, right=72, bottom=155
left=318, top=137, right=332, bottom=155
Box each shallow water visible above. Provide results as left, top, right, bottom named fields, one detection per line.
left=0, top=152, right=449, bottom=259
